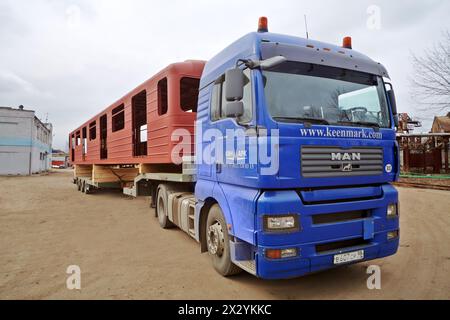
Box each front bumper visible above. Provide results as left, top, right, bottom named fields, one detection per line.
left=252, top=184, right=399, bottom=279
left=256, top=232, right=399, bottom=280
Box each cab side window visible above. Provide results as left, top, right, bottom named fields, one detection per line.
left=210, top=69, right=252, bottom=123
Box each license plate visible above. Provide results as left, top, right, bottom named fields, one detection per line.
left=333, top=250, right=364, bottom=265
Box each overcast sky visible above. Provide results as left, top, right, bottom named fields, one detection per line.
left=1, top=0, right=450, bottom=150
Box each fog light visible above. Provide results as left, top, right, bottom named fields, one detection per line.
left=387, top=203, right=398, bottom=218
left=387, top=230, right=399, bottom=240
left=264, top=215, right=299, bottom=232
left=266, top=248, right=298, bottom=259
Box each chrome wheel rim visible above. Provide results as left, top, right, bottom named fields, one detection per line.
left=207, top=220, right=224, bottom=256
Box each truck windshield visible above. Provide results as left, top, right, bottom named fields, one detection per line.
left=263, top=61, right=391, bottom=128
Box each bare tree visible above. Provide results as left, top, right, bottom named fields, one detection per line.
left=411, top=30, right=450, bottom=113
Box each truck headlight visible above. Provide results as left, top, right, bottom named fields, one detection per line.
left=264, top=214, right=299, bottom=232
left=387, top=203, right=398, bottom=218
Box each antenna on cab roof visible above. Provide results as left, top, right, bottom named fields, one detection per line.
left=304, top=15, right=309, bottom=39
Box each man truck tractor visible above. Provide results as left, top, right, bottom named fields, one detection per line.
left=70, top=17, right=400, bottom=279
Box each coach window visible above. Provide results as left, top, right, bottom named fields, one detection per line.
left=82, top=127, right=87, bottom=154
left=211, top=69, right=252, bottom=123
left=76, top=131, right=81, bottom=146
left=158, top=78, right=168, bottom=116
left=132, top=91, right=148, bottom=156
left=71, top=134, right=75, bottom=161
left=89, top=121, right=97, bottom=140
left=180, top=77, right=200, bottom=113
left=112, top=104, right=125, bottom=132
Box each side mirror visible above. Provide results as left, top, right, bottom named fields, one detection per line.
left=393, top=115, right=399, bottom=128
left=387, top=88, right=399, bottom=127
left=224, top=101, right=244, bottom=118
left=387, top=89, right=397, bottom=115
left=259, top=56, right=287, bottom=70
left=225, top=68, right=244, bottom=102
left=245, top=56, right=287, bottom=70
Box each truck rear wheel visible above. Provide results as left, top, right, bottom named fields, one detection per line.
left=206, top=204, right=242, bottom=277
left=156, top=184, right=174, bottom=229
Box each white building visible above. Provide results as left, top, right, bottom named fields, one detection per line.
left=0, top=105, right=52, bottom=175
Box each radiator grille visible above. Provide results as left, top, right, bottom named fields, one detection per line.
left=301, top=146, right=383, bottom=178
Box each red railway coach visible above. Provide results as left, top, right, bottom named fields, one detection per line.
left=69, top=60, right=205, bottom=169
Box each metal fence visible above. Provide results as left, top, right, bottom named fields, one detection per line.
left=397, top=133, right=450, bottom=174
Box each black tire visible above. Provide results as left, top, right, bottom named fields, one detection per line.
left=77, top=179, right=82, bottom=191
left=81, top=181, right=86, bottom=193
left=156, top=184, right=174, bottom=229
left=206, top=204, right=242, bottom=277
left=84, top=183, right=92, bottom=194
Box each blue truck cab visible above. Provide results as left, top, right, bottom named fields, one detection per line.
left=194, top=19, right=400, bottom=279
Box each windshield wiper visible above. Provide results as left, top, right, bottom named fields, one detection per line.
left=273, top=117, right=330, bottom=125
left=337, top=120, right=380, bottom=130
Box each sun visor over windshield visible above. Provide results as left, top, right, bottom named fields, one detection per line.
left=260, top=42, right=390, bottom=78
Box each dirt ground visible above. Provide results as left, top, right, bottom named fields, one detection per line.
left=0, top=170, right=449, bottom=300
left=398, top=176, right=450, bottom=188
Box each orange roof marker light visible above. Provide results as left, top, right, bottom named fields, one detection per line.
left=343, top=36, right=353, bottom=49
left=258, top=17, right=268, bottom=33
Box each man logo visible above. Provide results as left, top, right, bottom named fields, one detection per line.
left=342, top=163, right=353, bottom=172
left=331, top=152, right=361, bottom=161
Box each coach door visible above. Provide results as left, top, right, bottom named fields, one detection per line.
left=132, top=90, right=148, bottom=157
left=100, top=114, right=107, bottom=159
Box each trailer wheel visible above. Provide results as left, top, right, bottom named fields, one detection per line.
left=84, top=183, right=92, bottom=194
left=77, top=179, right=82, bottom=191
left=206, top=204, right=242, bottom=277
left=156, top=184, right=174, bottom=229
left=81, top=181, right=86, bottom=193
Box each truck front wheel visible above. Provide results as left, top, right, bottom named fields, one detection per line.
left=206, top=204, right=242, bottom=276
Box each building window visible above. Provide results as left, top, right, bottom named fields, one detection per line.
left=89, top=121, right=97, bottom=140
left=112, top=104, right=125, bottom=132
left=180, top=77, right=200, bottom=112
left=158, top=78, right=168, bottom=116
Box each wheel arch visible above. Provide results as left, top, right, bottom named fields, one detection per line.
left=198, top=197, right=217, bottom=253
left=197, top=186, right=234, bottom=253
